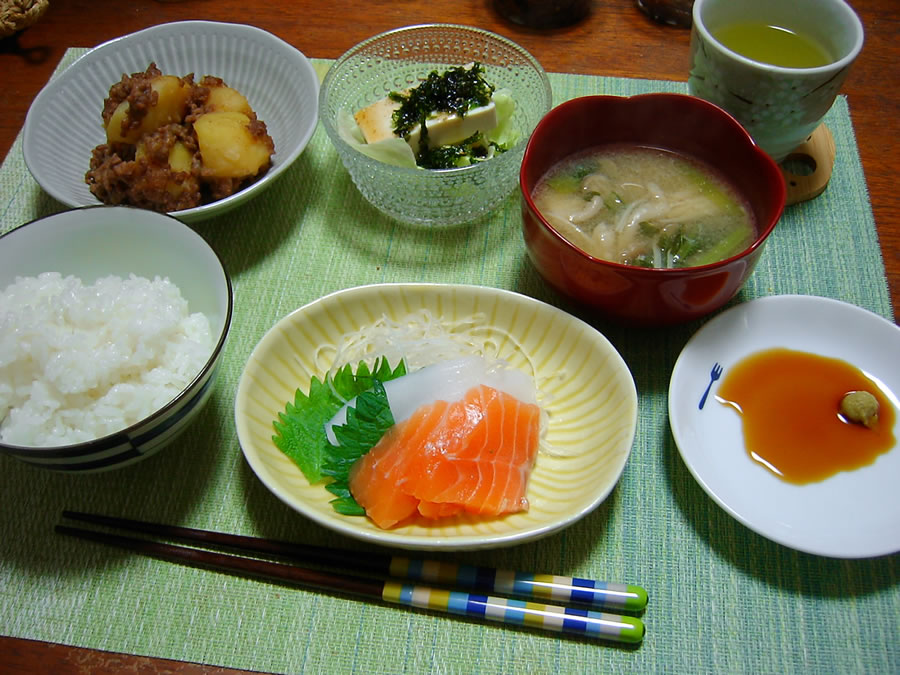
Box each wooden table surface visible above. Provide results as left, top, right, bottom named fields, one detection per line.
left=1, top=0, right=897, bottom=671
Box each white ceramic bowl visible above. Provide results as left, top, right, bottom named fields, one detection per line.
left=22, top=21, right=319, bottom=223
left=319, top=24, right=552, bottom=226
left=0, top=206, right=233, bottom=472
left=235, top=283, right=637, bottom=550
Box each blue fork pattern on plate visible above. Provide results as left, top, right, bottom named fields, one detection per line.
left=699, top=362, right=723, bottom=410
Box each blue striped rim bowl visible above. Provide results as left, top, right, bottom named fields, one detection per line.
left=21, top=21, right=319, bottom=224
left=0, top=206, right=233, bottom=472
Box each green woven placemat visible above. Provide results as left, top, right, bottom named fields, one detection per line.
left=1, top=50, right=897, bottom=674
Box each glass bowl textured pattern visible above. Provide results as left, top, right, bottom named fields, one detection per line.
left=319, top=24, right=552, bottom=226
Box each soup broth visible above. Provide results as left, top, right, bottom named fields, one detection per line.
left=531, top=146, right=755, bottom=268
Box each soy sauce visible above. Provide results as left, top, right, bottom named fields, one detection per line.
left=716, top=347, right=896, bottom=484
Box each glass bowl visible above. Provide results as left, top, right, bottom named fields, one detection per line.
left=319, top=24, right=552, bottom=227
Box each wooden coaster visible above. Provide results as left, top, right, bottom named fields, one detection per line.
left=781, top=124, right=836, bottom=205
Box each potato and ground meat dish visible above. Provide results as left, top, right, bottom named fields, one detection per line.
left=85, top=63, right=275, bottom=212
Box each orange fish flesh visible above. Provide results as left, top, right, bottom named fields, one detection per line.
left=348, top=384, right=541, bottom=529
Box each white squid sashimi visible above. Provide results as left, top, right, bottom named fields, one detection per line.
left=324, top=356, right=536, bottom=446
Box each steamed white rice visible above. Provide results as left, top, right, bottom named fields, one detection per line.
left=0, top=272, right=213, bottom=447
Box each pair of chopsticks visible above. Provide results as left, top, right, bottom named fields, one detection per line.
left=57, top=511, right=647, bottom=644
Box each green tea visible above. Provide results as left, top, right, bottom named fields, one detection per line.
left=713, top=21, right=833, bottom=68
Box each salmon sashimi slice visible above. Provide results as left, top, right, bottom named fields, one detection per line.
left=416, top=501, right=464, bottom=519
left=348, top=385, right=541, bottom=529
left=348, top=400, right=450, bottom=529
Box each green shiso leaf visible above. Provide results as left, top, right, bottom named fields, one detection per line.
left=322, top=379, right=397, bottom=514
left=324, top=483, right=366, bottom=516
left=272, top=376, right=341, bottom=484
left=272, top=358, right=406, bottom=485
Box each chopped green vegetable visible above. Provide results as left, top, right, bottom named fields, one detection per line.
left=682, top=222, right=753, bottom=266
left=629, top=253, right=655, bottom=268
left=604, top=192, right=625, bottom=212
left=644, top=224, right=717, bottom=268
left=639, top=220, right=661, bottom=237
left=417, top=132, right=495, bottom=170
left=546, top=162, right=594, bottom=193
left=682, top=162, right=744, bottom=217
left=485, top=89, right=518, bottom=148
left=272, top=358, right=406, bottom=484
left=673, top=230, right=706, bottom=264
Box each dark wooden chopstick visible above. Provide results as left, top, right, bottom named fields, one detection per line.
left=55, top=522, right=383, bottom=597
left=57, top=511, right=646, bottom=644
left=61, top=510, right=648, bottom=613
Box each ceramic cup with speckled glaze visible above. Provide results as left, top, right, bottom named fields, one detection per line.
left=688, top=0, right=863, bottom=162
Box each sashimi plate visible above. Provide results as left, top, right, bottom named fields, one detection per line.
left=669, top=295, right=900, bottom=558
left=235, top=283, right=638, bottom=550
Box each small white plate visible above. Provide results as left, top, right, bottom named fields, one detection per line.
left=235, top=283, right=637, bottom=550
left=669, top=295, right=900, bottom=558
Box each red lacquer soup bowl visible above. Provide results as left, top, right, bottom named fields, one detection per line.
left=520, top=93, right=786, bottom=325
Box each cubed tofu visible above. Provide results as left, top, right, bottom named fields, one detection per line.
left=353, top=94, right=498, bottom=152
left=353, top=97, right=402, bottom=144
left=405, top=102, right=498, bottom=150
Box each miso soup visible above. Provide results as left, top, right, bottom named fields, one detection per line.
left=531, top=146, right=755, bottom=268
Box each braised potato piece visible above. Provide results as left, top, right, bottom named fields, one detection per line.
left=164, top=141, right=198, bottom=199
left=194, top=111, right=273, bottom=178
left=132, top=139, right=197, bottom=199
left=168, top=141, right=194, bottom=173
left=106, top=75, right=190, bottom=144
left=205, top=86, right=254, bottom=116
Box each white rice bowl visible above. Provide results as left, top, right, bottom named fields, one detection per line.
left=0, top=272, right=213, bottom=447
left=0, top=206, right=232, bottom=472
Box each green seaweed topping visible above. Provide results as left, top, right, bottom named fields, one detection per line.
left=389, top=62, right=495, bottom=139
left=389, top=63, right=500, bottom=168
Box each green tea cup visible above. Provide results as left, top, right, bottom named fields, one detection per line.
left=688, top=0, right=863, bottom=162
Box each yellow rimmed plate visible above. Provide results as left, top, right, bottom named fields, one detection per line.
left=234, top=283, right=637, bottom=550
